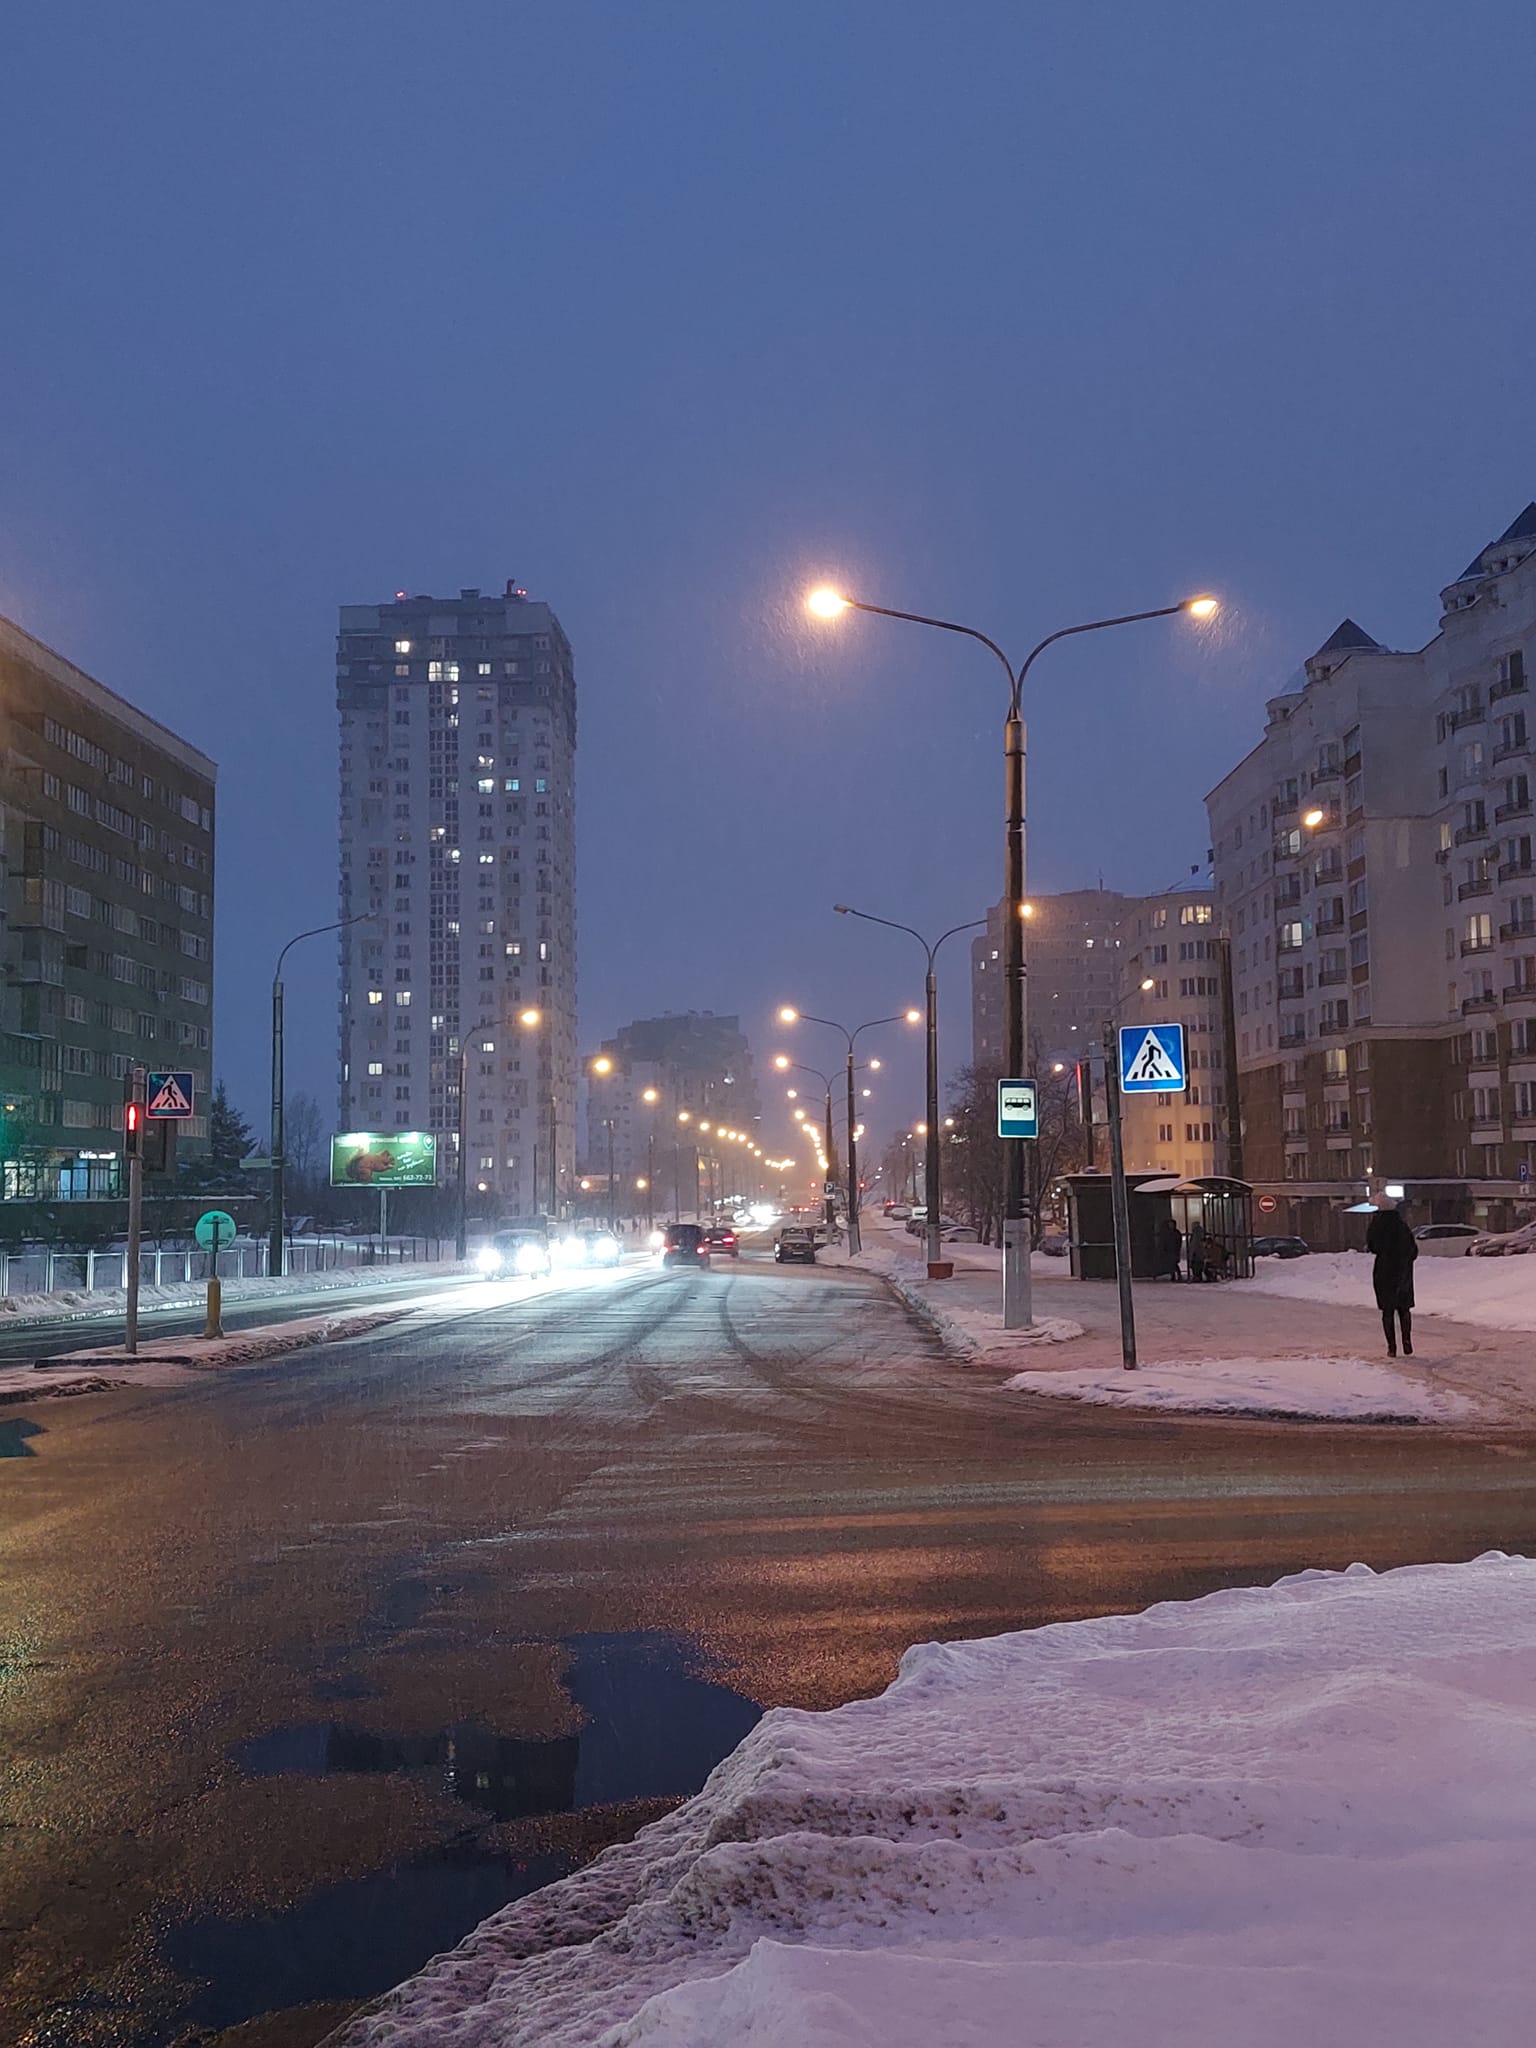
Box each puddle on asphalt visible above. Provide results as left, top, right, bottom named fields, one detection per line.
left=157, top=1629, right=761, bottom=2041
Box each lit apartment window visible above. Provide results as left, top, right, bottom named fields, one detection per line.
left=395, top=640, right=412, bottom=654
left=394, top=990, right=411, bottom=1007
left=367, top=1061, right=384, bottom=1076
left=428, top=661, right=460, bottom=683
left=367, top=990, right=384, bottom=1006
left=478, top=663, right=492, bottom=676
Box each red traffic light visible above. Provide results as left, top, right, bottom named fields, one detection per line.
left=125, top=1100, right=143, bottom=1155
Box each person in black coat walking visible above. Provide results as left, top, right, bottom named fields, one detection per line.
left=1365, top=1201, right=1417, bottom=1357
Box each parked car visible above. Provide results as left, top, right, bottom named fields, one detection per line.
left=1251, top=1233, right=1311, bottom=1259
left=940, top=1224, right=979, bottom=1243
left=705, top=1226, right=740, bottom=1257
left=1414, top=1222, right=1481, bottom=1257
left=660, top=1222, right=709, bottom=1270
left=775, top=1226, right=817, bottom=1265
left=1037, top=1232, right=1070, bottom=1257
left=887, top=1203, right=912, bottom=1221
left=903, top=1206, right=929, bottom=1236
left=1469, top=1220, right=1536, bottom=1257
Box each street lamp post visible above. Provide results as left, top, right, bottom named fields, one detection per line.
left=778, top=1006, right=918, bottom=1254
left=808, top=585, right=1217, bottom=1325
left=833, top=904, right=985, bottom=1274
left=272, top=912, right=376, bottom=1279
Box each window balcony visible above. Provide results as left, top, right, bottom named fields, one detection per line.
left=1310, top=765, right=1342, bottom=788
left=1503, top=984, right=1536, bottom=1005
left=1496, top=797, right=1532, bottom=823
left=1498, top=858, right=1535, bottom=883
left=1458, top=877, right=1494, bottom=899
left=1461, top=936, right=1495, bottom=956
left=1455, top=821, right=1490, bottom=846
left=1462, top=992, right=1499, bottom=1013
left=1500, top=919, right=1536, bottom=942
left=1313, top=862, right=1345, bottom=885
left=1492, top=737, right=1532, bottom=765
left=1447, top=702, right=1486, bottom=730
left=1315, top=913, right=1347, bottom=935
left=1277, top=974, right=1305, bottom=1001
left=1279, top=1026, right=1308, bottom=1048
left=1492, top=672, right=1529, bottom=704
left=1318, top=1017, right=1351, bottom=1036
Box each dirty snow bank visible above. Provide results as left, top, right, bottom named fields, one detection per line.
left=334, top=1553, right=1536, bottom=2048
left=1005, top=1353, right=1479, bottom=1423
left=855, top=1245, right=1084, bottom=1355
left=0, top=1256, right=459, bottom=1325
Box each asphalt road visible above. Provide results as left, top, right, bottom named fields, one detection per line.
left=4, top=1247, right=1535, bottom=2048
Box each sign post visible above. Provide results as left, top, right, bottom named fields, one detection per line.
left=123, top=1067, right=147, bottom=1355
left=1106, top=1020, right=1191, bottom=1373
left=195, top=1209, right=237, bottom=1338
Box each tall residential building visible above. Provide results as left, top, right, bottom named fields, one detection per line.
left=1208, top=500, right=1536, bottom=1234
left=971, top=887, right=1129, bottom=1070
left=0, top=612, right=216, bottom=1197
left=1115, top=886, right=1226, bottom=1180
left=585, top=1012, right=760, bottom=1187
left=336, top=583, right=577, bottom=1216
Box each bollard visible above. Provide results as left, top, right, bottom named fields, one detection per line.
left=204, top=1275, right=224, bottom=1339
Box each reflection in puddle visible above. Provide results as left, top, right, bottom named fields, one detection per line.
left=160, top=1630, right=761, bottom=2039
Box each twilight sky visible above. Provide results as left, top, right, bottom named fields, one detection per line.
left=2, top=0, right=1534, bottom=1167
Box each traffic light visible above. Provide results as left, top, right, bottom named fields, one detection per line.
left=124, top=1098, right=143, bottom=1158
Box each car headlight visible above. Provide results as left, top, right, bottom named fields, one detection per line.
left=648, top=1229, right=665, bottom=1250
left=513, top=1243, right=547, bottom=1275
left=474, top=1247, right=502, bottom=1275
left=593, top=1234, right=619, bottom=1260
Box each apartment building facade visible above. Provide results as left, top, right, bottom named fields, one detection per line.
left=336, top=583, right=577, bottom=1216
left=585, top=1012, right=760, bottom=1190
left=1115, top=887, right=1227, bottom=1180
left=0, top=613, right=216, bottom=1197
left=971, top=887, right=1130, bottom=1071
left=1207, top=501, right=1536, bottom=1235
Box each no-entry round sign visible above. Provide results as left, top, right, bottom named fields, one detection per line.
left=1257, top=1194, right=1278, bottom=1216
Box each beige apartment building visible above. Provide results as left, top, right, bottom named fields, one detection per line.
left=1207, top=500, right=1536, bottom=1238
left=1115, top=887, right=1226, bottom=1180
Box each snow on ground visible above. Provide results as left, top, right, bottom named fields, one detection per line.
left=0, top=1254, right=459, bottom=1325
left=1005, top=1354, right=1479, bottom=1423
left=861, top=1245, right=1084, bottom=1354
left=1245, top=1245, right=1536, bottom=1333
left=335, top=1553, right=1536, bottom=2048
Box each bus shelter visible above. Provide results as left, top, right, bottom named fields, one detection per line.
left=1064, top=1172, right=1254, bottom=1281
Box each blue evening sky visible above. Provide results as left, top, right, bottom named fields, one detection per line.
left=2, top=1, right=1532, bottom=1161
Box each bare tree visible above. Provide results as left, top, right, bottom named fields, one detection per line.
left=284, top=1091, right=325, bottom=1190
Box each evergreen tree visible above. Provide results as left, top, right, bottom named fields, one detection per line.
left=183, top=1082, right=257, bottom=1193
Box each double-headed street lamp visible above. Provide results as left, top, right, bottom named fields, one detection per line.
left=833, top=904, right=985, bottom=1275
left=808, top=585, right=1218, bottom=1326
left=778, top=1005, right=919, bottom=1253
left=271, top=911, right=378, bottom=1279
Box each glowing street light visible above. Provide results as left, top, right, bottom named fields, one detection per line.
left=805, top=586, right=849, bottom=618
left=1303, top=806, right=1326, bottom=828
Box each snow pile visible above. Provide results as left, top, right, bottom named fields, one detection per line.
left=1246, top=1247, right=1536, bottom=1333
left=335, top=1554, right=1536, bottom=2048
left=0, top=1256, right=459, bottom=1324
left=858, top=1244, right=1084, bottom=1355
left=1006, top=1354, right=1479, bottom=1423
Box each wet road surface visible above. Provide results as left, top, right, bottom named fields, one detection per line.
left=3, top=1251, right=1535, bottom=2046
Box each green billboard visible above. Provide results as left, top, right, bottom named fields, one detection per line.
left=330, top=1131, right=438, bottom=1188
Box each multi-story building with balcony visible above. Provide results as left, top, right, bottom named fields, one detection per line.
left=584, top=1012, right=760, bottom=1194
left=971, top=887, right=1129, bottom=1070
left=1115, top=886, right=1227, bottom=1180
left=0, top=612, right=216, bottom=1197
left=336, top=583, right=577, bottom=1216
left=1208, top=501, right=1536, bottom=1237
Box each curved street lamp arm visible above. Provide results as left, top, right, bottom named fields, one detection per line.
left=792, top=1011, right=855, bottom=1052
left=850, top=1012, right=917, bottom=1048
left=844, top=600, right=1015, bottom=701
left=832, top=902, right=930, bottom=962
left=1012, top=603, right=1187, bottom=712
left=933, top=916, right=989, bottom=958
left=275, top=909, right=376, bottom=983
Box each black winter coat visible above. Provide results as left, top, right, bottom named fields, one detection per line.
left=1366, top=1207, right=1417, bottom=1311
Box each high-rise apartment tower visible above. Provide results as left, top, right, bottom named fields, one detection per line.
left=336, top=583, right=577, bottom=1215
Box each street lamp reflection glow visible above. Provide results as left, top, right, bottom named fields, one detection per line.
left=1185, top=595, right=1220, bottom=621
left=806, top=586, right=849, bottom=619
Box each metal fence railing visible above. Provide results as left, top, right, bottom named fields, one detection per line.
left=0, top=1235, right=439, bottom=1300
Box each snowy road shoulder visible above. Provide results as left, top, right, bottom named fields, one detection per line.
left=331, top=1552, right=1536, bottom=2048
left=1005, top=1352, right=1481, bottom=1423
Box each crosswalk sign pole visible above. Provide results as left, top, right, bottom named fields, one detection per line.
left=1103, top=1019, right=1138, bottom=1371
left=124, top=1067, right=146, bottom=1356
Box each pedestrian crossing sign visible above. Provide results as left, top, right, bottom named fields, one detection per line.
left=1118, top=1024, right=1187, bottom=1094
left=146, top=1070, right=196, bottom=1118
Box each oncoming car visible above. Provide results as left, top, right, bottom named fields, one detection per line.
left=553, top=1230, right=622, bottom=1269
left=475, top=1226, right=553, bottom=1279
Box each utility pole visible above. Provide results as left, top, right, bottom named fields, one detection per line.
left=1217, top=931, right=1244, bottom=1183
left=1103, top=1020, right=1137, bottom=1370
left=123, top=1067, right=146, bottom=1355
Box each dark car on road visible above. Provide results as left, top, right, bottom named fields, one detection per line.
left=775, top=1227, right=817, bottom=1265
left=660, top=1222, right=709, bottom=1270
left=705, top=1226, right=739, bottom=1257
left=1252, top=1233, right=1310, bottom=1259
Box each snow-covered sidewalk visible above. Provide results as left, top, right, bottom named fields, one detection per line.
left=1246, top=1245, right=1536, bottom=1333
left=333, top=1552, right=1536, bottom=2048
left=1005, top=1353, right=1476, bottom=1423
